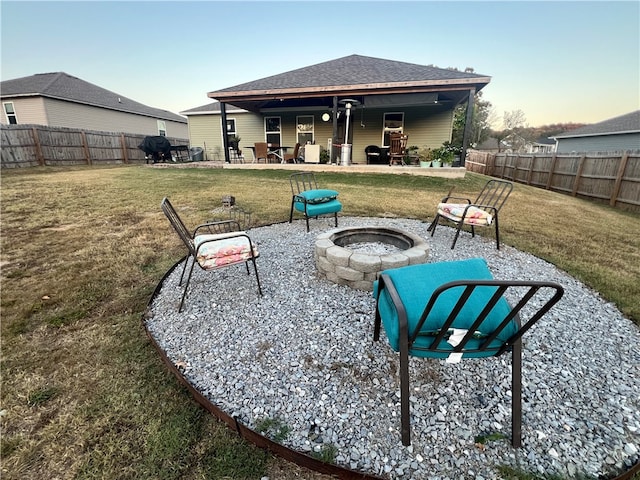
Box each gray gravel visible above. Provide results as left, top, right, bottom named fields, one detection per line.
left=145, top=216, right=640, bottom=479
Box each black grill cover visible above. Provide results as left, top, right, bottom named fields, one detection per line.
left=138, top=136, right=172, bottom=160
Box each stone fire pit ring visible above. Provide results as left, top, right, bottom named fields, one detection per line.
left=315, top=226, right=430, bottom=291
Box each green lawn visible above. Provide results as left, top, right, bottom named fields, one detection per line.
left=1, top=165, right=638, bottom=480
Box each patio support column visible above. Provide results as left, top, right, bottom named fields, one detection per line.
left=461, top=88, right=476, bottom=167
left=220, top=102, right=230, bottom=163
left=331, top=96, right=338, bottom=163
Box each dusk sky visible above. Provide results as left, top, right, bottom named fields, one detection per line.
left=2, top=1, right=639, bottom=128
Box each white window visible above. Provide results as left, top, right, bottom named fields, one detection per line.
left=226, top=118, right=237, bottom=141
left=296, top=115, right=314, bottom=145
left=265, top=116, right=281, bottom=145
left=382, top=112, right=404, bottom=147
left=157, top=120, right=166, bottom=136
left=4, top=102, right=17, bottom=124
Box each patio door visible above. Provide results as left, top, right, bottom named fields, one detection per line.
left=265, top=117, right=281, bottom=145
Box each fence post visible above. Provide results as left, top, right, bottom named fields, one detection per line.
left=546, top=153, right=557, bottom=190
left=488, top=153, right=496, bottom=177
left=571, top=154, right=587, bottom=197
left=31, top=127, right=45, bottom=166
left=526, top=155, right=534, bottom=185
left=121, top=133, right=129, bottom=164
left=610, top=152, right=629, bottom=206
left=81, top=131, right=92, bottom=165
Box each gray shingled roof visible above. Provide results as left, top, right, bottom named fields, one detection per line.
left=181, top=101, right=241, bottom=115
left=211, top=54, right=489, bottom=94
left=1, top=72, right=186, bottom=123
left=554, top=110, right=640, bottom=138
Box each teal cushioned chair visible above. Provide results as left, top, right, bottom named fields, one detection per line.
left=289, top=172, right=342, bottom=232
left=373, top=258, right=564, bottom=446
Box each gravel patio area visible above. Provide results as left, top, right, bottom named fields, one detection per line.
left=145, top=216, right=640, bottom=479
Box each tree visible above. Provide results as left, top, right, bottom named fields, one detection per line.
left=452, top=90, right=494, bottom=149
left=491, top=110, right=528, bottom=153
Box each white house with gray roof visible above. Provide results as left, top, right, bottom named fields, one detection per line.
left=182, top=55, right=490, bottom=164
left=1, top=72, right=188, bottom=138
left=552, top=110, right=640, bottom=153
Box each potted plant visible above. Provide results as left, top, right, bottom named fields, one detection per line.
left=441, top=141, right=462, bottom=167
left=417, top=147, right=432, bottom=167
left=428, top=147, right=443, bottom=167
left=228, top=135, right=241, bottom=151
left=404, top=145, right=420, bottom=165
left=319, top=147, right=330, bottom=164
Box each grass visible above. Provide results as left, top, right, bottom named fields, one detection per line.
left=1, top=165, right=638, bottom=480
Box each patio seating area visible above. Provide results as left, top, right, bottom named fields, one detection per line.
left=145, top=216, right=639, bottom=480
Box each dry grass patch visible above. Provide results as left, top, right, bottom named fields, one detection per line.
left=1, top=165, right=638, bottom=480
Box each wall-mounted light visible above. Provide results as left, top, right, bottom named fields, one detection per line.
left=321, top=113, right=331, bottom=122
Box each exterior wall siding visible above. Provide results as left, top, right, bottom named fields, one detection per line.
left=1, top=97, right=49, bottom=125
left=556, top=132, right=640, bottom=153
left=42, top=98, right=188, bottom=137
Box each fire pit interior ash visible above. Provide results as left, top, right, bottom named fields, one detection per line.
left=315, top=226, right=429, bottom=291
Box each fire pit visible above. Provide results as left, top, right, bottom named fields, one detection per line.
left=315, top=226, right=429, bottom=291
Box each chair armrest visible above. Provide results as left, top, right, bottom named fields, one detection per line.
left=376, top=273, right=410, bottom=337
left=441, top=195, right=471, bottom=204
left=193, top=220, right=241, bottom=236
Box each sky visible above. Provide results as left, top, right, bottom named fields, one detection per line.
left=1, top=1, right=639, bottom=128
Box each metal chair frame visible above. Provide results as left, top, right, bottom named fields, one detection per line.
left=288, top=172, right=341, bottom=232
left=373, top=273, right=564, bottom=447
left=428, top=179, right=513, bottom=249
left=161, top=197, right=262, bottom=312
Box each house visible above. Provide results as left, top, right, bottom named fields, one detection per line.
left=526, top=137, right=556, bottom=154
left=552, top=110, right=640, bottom=154
left=181, top=55, right=491, bottom=164
left=0, top=72, right=188, bottom=138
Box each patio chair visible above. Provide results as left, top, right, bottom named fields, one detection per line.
left=428, top=179, right=513, bottom=250
left=289, top=172, right=342, bottom=232
left=388, top=133, right=409, bottom=166
left=284, top=143, right=301, bottom=163
left=161, top=197, right=262, bottom=312
left=365, top=145, right=382, bottom=164
left=254, top=142, right=274, bottom=164
left=373, top=257, right=564, bottom=447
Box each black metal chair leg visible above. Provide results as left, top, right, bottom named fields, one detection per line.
left=251, top=257, right=263, bottom=296
left=428, top=214, right=440, bottom=234
left=511, top=339, right=523, bottom=448
left=179, top=260, right=197, bottom=313
left=179, top=255, right=192, bottom=286
left=399, top=342, right=411, bottom=446
left=451, top=222, right=464, bottom=249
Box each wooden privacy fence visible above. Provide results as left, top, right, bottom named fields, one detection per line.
left=1, top=124, right=188, bottom=168
left=465, top=150, right=640, bottom=212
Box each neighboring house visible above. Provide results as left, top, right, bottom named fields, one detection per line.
left=0, top=72, right=188, bottom=138
left=526, top=137, right=556, bottom=154
left=475, top=137, right=500, bottom=153
left=182, top=55, right=491, bottom=164
left=552, top=110, right=640, bottom=153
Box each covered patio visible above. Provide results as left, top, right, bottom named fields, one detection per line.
left=193, top=55, right=490, bottom=166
